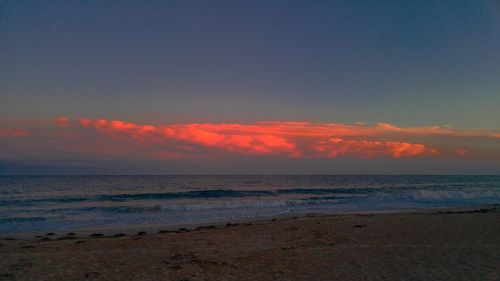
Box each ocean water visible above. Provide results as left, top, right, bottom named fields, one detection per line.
left=0, top=175, right=499, bottom=233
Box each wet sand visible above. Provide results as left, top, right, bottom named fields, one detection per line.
left=1, top=206, right=499, bottom=281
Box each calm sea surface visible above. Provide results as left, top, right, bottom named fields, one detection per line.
left=1, top=175, right=499, bottom=233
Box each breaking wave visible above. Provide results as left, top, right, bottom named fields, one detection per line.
left=1, top=175, right=499, bottom=233
left=0, top=188, right=375, bottom=206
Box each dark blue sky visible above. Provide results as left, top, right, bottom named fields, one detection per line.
left=1, top=1, right=499, bottom=174
left=2, top=0, right=499, bottom=126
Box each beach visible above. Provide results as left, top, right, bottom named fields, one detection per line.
left=1, top=206, right=498, bottom=281
left=2, top=1, right=500, bottom=280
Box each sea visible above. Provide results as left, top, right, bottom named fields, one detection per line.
left=1, top=175, right=499, bottom=234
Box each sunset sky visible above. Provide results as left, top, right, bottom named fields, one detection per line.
left=1, top=1, right=499, bottom=174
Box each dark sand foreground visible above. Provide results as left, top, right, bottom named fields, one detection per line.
left=1, top=207, right=499, bottom=281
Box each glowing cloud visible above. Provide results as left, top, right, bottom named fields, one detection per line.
left=313, top=138, right=427, bottom=159
left=0, top=128, right=30, bottom=137
left=76, top=118, right=447, bottom=158
left=3, top=117, right=499, bottom=161
left=55, top=116, right=70, bottom=126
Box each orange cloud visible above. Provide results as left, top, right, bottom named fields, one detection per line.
left=0, top=128, right=30, bottom=137
left=76, top=118, right=448, bottom=158
left=374, top=123, right=500, bottom=139
left=55, top=116, right=70, bottom=126
left=313, top=138, right=427, bottom=158
left=163, top=124, right=299, bottom=156
left=3, top=117, right=500, bottom=161
left=455, top=148, right=469, bottom=156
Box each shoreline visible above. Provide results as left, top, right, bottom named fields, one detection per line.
left=1, top=204, right=498, bottom=241
left=1, top=204, right=498, bottom=280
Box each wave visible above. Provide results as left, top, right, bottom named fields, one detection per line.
left=75, top=205, right=164, bottom=214
left=44, top=198, right=340, bottom=215
left=0, top=216, right=47, bottom=223
left=0, top=188, right=372, bottom=206
left=402, top=189, right=500, bottom=201
left=276, top=188, right=377, bottom=194
left=0, top=197, right=88, bottom=207
left=2, top=187, right=499, bottom=209
left=95, top=188, right=378, bottom=202
left=2, top=189, right=499, bottom=228
left=96, top=190, right=275, bottom=202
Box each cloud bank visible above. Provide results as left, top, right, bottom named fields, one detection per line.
left=72, top=117, right=499, bottom=159
left=2, top=117, right=499, bottom=163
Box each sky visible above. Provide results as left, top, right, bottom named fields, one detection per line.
left=1, top=0, right=499, bottom=174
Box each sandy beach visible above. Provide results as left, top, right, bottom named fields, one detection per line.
left=1, top=206, right=498, bottom=281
